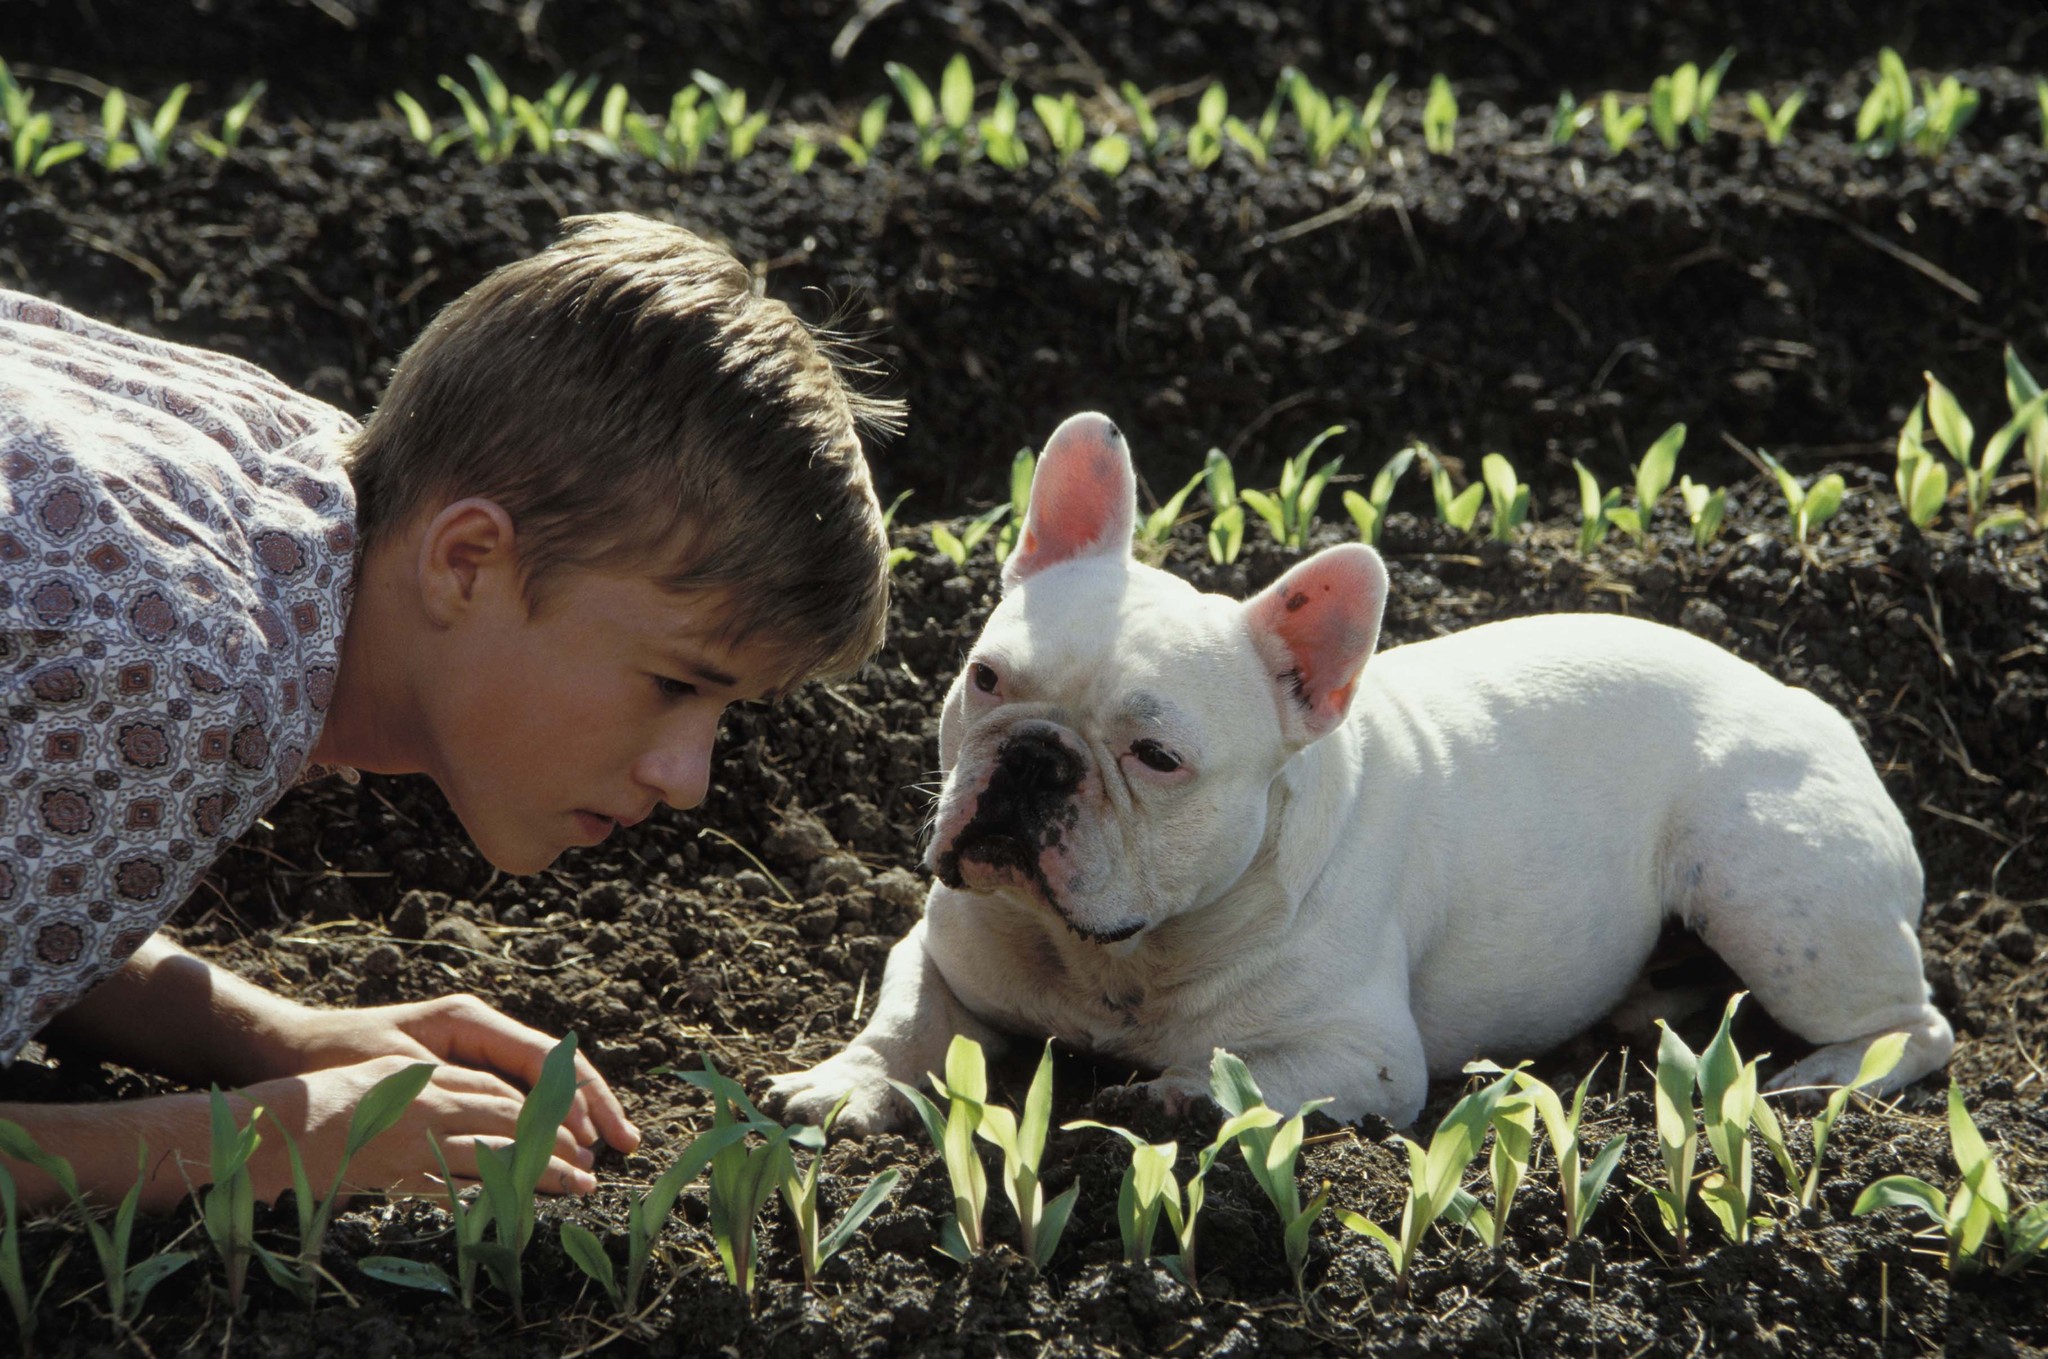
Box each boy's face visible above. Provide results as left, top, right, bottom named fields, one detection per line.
left=421, top=565, right=789, bottom=874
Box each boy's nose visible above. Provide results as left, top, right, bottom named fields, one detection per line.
left=637, top=722, right=716, bottom=811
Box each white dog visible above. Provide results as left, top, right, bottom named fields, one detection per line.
left=768, top=413, right=1954, bottom=1130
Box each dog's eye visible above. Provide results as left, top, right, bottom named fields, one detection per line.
left=1131, top=739, right=1181, bottom=773
left=970, top=662, right=1000, bottom=694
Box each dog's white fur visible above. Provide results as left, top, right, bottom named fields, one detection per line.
left=767, top=413, right=1954, bottom=1130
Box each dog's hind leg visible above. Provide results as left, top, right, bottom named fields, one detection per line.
left=1675, top=817, right=1953, bottom=1099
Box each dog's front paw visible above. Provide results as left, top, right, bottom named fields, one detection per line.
left=1136, top=1065, right=1216, bottom=1118
left=762, top=1048, right=911, bottom=1135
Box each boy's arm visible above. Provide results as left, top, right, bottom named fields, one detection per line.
left=38, top=934, right=638, bottom=1153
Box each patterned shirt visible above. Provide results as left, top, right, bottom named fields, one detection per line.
left=0, top=291, right=358, bottom=1061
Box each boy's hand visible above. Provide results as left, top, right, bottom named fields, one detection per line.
left=274, top=994, right=640, bottom=1155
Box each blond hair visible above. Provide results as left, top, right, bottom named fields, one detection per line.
left=344, top=213, right=902, bottom=682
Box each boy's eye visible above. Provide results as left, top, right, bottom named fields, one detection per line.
left=1131, top=739, right=1181, bottom=773
left=656, top=676, right=698, bottom=700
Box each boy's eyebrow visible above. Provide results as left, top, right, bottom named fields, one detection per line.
left=657, top=646, right=738, bottom=688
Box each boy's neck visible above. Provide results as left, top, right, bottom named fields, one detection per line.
left=311, top=535, right=429, bottom=775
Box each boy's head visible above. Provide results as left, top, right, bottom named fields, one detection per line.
left=345, top=212, right=902, bottom=687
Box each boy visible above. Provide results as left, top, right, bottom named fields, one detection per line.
left=0, top=213, right=900, bottom=1209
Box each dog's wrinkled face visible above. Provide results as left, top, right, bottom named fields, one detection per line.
left=925, top=414, right=1387, bottom=947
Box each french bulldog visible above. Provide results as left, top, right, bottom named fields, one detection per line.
left=767, top=412, right=1954, bottom=1130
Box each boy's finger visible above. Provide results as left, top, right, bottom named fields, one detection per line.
left=571, top=1051, right=641, bottom=1153
left=421, top=999, right=635, bottom=1150
left=443, top=1136, right=596, bottom=1196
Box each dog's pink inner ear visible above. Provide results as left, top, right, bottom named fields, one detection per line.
left=1246, top=545, right=1388, bottom=740
left=1004, top=412, right=1137, bottom=585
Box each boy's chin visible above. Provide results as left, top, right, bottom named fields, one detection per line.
left=460, top=821, right=565, bottom=876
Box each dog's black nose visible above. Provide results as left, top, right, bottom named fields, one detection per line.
left=996, top=726, right=1085, bottom=795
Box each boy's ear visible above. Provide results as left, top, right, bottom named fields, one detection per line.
left=1242, top=544, right=1388, bottom=746
left=1001, top=411, right=1137, bottom=590
left=416, top=497, right=520, bottom=625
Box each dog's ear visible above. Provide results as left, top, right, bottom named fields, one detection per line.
left=1243, top=544, right=1388, bottom=743
left=1002, top=412, right=1137, bottom=588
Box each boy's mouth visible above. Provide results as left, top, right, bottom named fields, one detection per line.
left=572, top=810, right=617, bottom=842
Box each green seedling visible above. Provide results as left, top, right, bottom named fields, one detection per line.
left=1032, top=91, right=1087, bottom=166
left=1342, top=446, right=1417, bottom=546
left=99, top=88, right=137, bottom=169
left=691, top=71, right=767, bottom=161
left=1603, top=421, right=1685, bottom=547
left=1088, top=131, right=1133, bottom=176
left=930, top=502, right=1011, bottom=567
left=1855, top=1081, right=2045, bottom=1276
left=3, top=61, right=88, bottom=177
left=201, top=1086, right=264, bottom=1312
left=1118, top=81, right=1165, bottom=158
left=2038, top=79, right=2048, bottom=150
left=1240, top=425, right=1346, bottom=549
left=1204, top=448, right=1245, bottom=564
left=1480, top=452, right=1530, bottom=542
left=1599, top=92, right=1645, bottom=154
left=890, top=1035, right=992, bottom=1260
left=508, top=70, right=601, bottom=154
left=881, top=488, right=916, bottom=573
left=979, top=81, right=1029, bottom=171
left=192, top=81, right=267, bottom=158
left=1354, top=75, right=1399, bottom=161
left=1647, top=50, right=1734, bottom=150
left=788, top=132, right=819, bottom=173
left=1694, top=994, right=1777, bottom=1244
left=366, top=1032, right=581, bottom=1316
left=1283, top=68, right=1358, bottom=168
left=1061, top=1125, right=1179, bottom=1267
left=437, top=56, right=526, bottom=162
left=123, top=82, right=190, bottom=168
left=1572, top=459, right=1626, bottom=554
left=1186, top=82, right=1229, bottom=170
left=1423, top=445, right=1484, bottom=535
left=1337, top=1067, right=1516, bottom=1296
left=1222, top=73, right=1288, bottom=168
left=1895, top=400, right=1950, bottom=531
left=781, top=1096, right=901, bottom=1288
left=628, top=87, right=724, bottom=171
left=1787, top=1032, right=1908, bottom=1214
left=1755, top=449, right=1845, bottom=547
left=390, top=90, right=464, bottom=156
left=1856, top=48, right=1978, bottom=158
left=0, top=1122, right=188, bottom=1332
left=2004, top=346, right=2048, bottom=527
left=255, top=1061, right=436, bottom=1304
left=1677, top=475, right=1726, bottom=550
left=973, top=1043, right=1080, bottom=1269
left=1443, top=1070, right=1537, bottom=1251
left=1423, top=75, right=1457, bottom=155
left=1069, top=1092, right=1281, bottom=1290
left=672, top=1060, right=813, bottom=1301
left=1549, top=91, right=1596, bottom=148
left=1483, top=1062, right=1627, bottom=1239
left=994, top=447, right=1035, bottom=561
left=1137, top=467, right=1209, bottom=563
left=836, top=94, right=891, bottom=167
left=559, top=1113, right=754, bottom=1313
left=1646, top=1020, right=1701, bottom=1255
left=887, top=56, right=971, bottom=167
left=0, top=1160, right=64, bottom=1352
left=1744, top=89, right=1804, bottom=146
left=1919, top=369, right=2048, bottom=537
left=1211, top=1051, right=1330, bottom=1294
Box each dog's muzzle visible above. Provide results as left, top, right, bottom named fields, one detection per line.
left=934, top=724, right=1085, bottom=894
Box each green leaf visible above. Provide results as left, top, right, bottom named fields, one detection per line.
left=1946, top=1083, right=2009, bottom=1216
left=1853, top=1175, right=1947, bottom=1223
left=1637, top=422, right=1684, bottom=517
left=943, top=1035, right=989, bottom=1105
left=818, top=1168, right=901, bottom=1262
left=1087, top=133, right=1131, bottom=176
left=1924, top=372, right=1975, bottom=461
left=929, top=523, right=966, bottom=565
left=1239, top=487, right=1286, bottom=542
left=1209, top=1049, right=1264, bottom=1116
left=358, top=1254, right=458, bottom=1296
left=1906, top=456, right=1949, bottom=528
left=1803, top=473, right=1846, bottom=529
left=560, top=1221, right=619, bottom=1297
left=1344, top=490, right=1380, bottom=544
left=1033, top=1181, right=1081, bottom=1269
left=885, top=63, right=937, bottom=129
left=939, top=55, right=975, bottom=129
left=1577, top=1134, right=1628, bottom=1230
left=1445, top=481, right=1484, bottom=533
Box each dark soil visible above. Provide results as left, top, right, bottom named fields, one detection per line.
left=2, top=4, right=2046, bottom=1355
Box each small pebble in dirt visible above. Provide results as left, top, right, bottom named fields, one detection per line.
left=1679, top=598, right=1730, bottom=640
left=576, top=879, right=629, bottom=922
left=304, top=876, right=358, bottom=923
left=765, top=808, right=839, bottom=865
left=732, top=869, right=776, bottom=898
left=361, top=943, right=402, bottom=979
left=388, top=890, right=442, bottom=941
left=587, top=924, right=624, bottom=957
left=870, top=868, right=925, bottom=910
left=424, top=915, right=491, bottom=955
left=805, top=853, right=870, bottom=894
